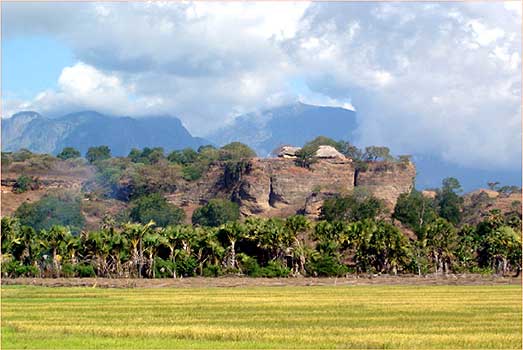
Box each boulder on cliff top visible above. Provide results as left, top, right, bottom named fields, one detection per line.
left=315, top=145, right=346, bottom=159
left=277, top=146, right=301, bottom=158
left=277, top=145, right=347, bottom=160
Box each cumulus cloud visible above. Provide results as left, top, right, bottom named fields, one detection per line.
left=2, top=1, right=521, bottom=169
left=2, top=1, right=307, bottom=132
left=284, top=2, right=521, bottom=170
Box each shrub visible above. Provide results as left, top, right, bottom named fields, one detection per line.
left=219, top=142, right=256, bottom=161
left=175, top=254, right=197, bottom=277
left=258, top=261, right=291, bottom=278
left=14, top=193, right=85, bottom=234
left=61, top=263, right=76, bottom=277
left=321, top=192, right=385, bottom=222
left=13, top=175, right=40, bottom=193
left=11, top=149, right=33, bottom=162
left=182, top=164, right=203, bottom=181
left=308, top=255, right=348, bottom=277
left=86, top=146, right=111, bottom=163
left=238, top=254, right=261, bottom=276
left=129, top=193, right=185, bottom=227
left=1, top=261, right=39, bottom=278
left=154, top=258, right=177, bottom=278
left=75, top=264, right=96, bottom=277
left=202, top=264, right=223, bottom=277
left=57, top=147, right=81, bottom=160
left=192, top=199, right=240, bottom=227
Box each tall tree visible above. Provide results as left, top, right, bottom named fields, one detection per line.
left=86, top=146, right=111, bottom=163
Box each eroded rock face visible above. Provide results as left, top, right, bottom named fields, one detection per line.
left=168, top=157, right=415, bottom=219
left=355, top=161, right=416, bottom=210
left=233, top=158, right=355, bottom=217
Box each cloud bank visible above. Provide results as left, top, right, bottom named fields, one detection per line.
left=2, top=1, right=521, bottom=170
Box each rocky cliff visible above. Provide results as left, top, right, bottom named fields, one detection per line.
left=1, top=153, right=416, bottom=222
left=168, top=157, right=416, bottom=219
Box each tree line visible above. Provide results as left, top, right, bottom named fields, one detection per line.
left=2, top=188, right=521, bottom=279
left=2, top=140, right=521, bottom=279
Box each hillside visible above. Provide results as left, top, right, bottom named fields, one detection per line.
left=1, top=111, right=208, bottom=156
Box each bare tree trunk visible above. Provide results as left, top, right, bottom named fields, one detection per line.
left=138, top=240, right=143, bottom=278
left=230, top=240, right=236, bottom=269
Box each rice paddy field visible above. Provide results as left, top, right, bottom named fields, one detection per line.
left=1, top=284, right=521, bottom=349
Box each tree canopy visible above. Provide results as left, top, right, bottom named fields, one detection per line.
left=57, top=147, right=81, bottom=160
left=192, top=199, right=240, bottom=227
left=129, top=193, right=185, bottom=227
left=14, top=193, right=85, bottom=234
left=86, top=146, right=111, bottom=163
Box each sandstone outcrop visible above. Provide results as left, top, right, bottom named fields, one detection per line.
left=355, top=161, right=416, bottom=210
left=168, top=157, right=416, bottom=219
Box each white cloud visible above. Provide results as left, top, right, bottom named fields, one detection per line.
left=2, top=1, right=521, bottom=170
left=284, top=2, right=521, bottom=170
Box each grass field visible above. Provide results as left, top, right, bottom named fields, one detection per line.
left=1, top=285, right=521, bottom=349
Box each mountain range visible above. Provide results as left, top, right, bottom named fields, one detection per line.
left=2, top=103, right=520, bottom=191
left=208, top=102, right=357, bottom=156
left=2, top=111, right=207, bottom=156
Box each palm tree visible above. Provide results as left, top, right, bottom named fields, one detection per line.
left=123, top=221, right=155, bottom=278
left=159, top=226, right=180, bottom=278
left=108, top=230, right=128, bottom=277
left=483, top=225, right=521, bottom=275
left=40, top=226, right=71, bottom=277
left=425, top=218, right=458, bottom=274
left=217, top=222, right=246, bottom=270
left=143, top=231, right=162, bottom=278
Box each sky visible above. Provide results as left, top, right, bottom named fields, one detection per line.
left=1, top=1, right=522, bottom=173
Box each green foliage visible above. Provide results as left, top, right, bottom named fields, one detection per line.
left=192, top=199, right=240, bottom=227
left=219, top=142, right=256, bottom=161
left=2, top=152, right=12, bottom=169
left=86, top=146, right=111, bottom=163
left=481, top=225, right=521, bottom=273
left=223, top=160, right=250, bottom=188
left=14, top=193, right=85, bottom=234
left=498, top=185, right=522, bottom=195
left=89, top=157, right=182, bottom=200
left=436, top=177, right=464, bottom=225
left=128, top=147, right=165, bottom=165
left=295, top=144, right=318, bottom=169
left=308, top=255, right=348, bottom=277
left=363, top=146, right=393, bottom=161
left=1, top=261, right=40, bottom=278
left=258, top=261, right=291, bottom=277
left=393, top=189, right=437, bottom=234
left=320, top=192, right=385, bottom=222
left=13, top=175, right=40, bottom=193
left=11, top=149, right=34, bottom=162
left=202, top=264, right=223, bottom=277
left=57, top=147, right=81, bottom=160
left=129, top=193, right=185, bottom=227
left=303, top=136, right=339, bottom=149
left=168, top=148, right=199, bottom=165
left=75, top=264, right=96, bottom=277
left=181, top=164, right=204, bottom=181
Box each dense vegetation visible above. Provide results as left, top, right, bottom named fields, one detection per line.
left=2, top=187, right=521, bottom=278
left=2, top=143, right=521, bottom=279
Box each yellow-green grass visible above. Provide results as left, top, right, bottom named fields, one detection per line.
left=1, top=285, right=521, bottom=349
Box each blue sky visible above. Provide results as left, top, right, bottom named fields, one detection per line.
left=2, top=36, right=73, bottom=100
left=1, top=1, right=521, bottom=175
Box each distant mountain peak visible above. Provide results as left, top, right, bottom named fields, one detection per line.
left=207, top=103, right=358, bottom=156
left=2, top=110, right=208, bottom=156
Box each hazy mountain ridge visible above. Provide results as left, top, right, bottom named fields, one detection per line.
left=2, top=111, right=208, bottom=156
left=208, top=102, right=358, bottom=156
left=2, top=104, right=520, bottom=191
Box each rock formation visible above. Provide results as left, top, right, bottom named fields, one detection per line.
left=169, top=157, right=416, bottom=219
